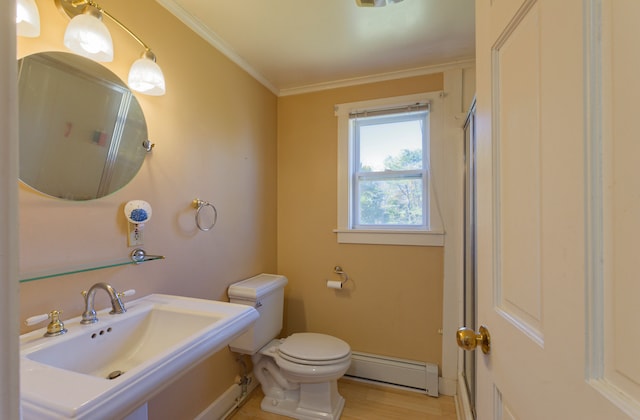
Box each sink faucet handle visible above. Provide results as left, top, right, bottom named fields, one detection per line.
left=45, top=310, right=68, bottom=337
left=25, top=310, right=68, bottom=337
left=118, top=289, right=136, bottom=299
left=25, top=313, right=49, bottom=326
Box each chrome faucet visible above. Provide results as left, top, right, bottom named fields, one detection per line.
left=81, top=282, right=127, bottom=324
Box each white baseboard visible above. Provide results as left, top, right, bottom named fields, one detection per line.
left=195, top=374, right=257, bottom=420
left=439, top=376, right=457, bottom=396
left=345, top=352, right=439, bottom=397
left=196, top=352, right=448, bottom=419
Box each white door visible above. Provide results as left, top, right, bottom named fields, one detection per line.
left=470, top=0, right=640, bottom=418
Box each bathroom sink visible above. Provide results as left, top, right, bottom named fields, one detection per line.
left=20, top=294, right=259, bottom=420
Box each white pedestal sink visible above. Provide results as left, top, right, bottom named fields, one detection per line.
left=20, top=294, right=259, bottom=419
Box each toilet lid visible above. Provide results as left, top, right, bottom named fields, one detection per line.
left=278, top=333, right=351, bottom=363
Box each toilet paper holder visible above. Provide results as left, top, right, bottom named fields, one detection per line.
left=333, top=266, right=349, bottom=283
left=330, top=266, right=349, bottom=287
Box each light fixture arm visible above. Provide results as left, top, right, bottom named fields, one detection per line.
left=99, top=7, right=152, bottom=55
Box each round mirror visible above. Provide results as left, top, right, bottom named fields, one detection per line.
left=18, top=52, right=149, bottom=200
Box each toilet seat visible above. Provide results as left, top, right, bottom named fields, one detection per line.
left=278, top=333, right=351, bottom=366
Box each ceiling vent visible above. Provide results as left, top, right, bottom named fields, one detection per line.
left=355, top=0, right=404, bottom=7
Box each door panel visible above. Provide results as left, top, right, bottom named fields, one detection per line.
left=591, top=0, right=640, bottom=410
left=494, top=387, right=517, bottom=420
left=493, top=1, right=543, bottom=342
left=475, top=0, right=640, bottom=418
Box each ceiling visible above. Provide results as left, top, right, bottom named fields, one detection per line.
left=156, top=0, right=475, bottom=96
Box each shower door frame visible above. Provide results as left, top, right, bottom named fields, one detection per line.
left=460, top=98, right=477, bottom=419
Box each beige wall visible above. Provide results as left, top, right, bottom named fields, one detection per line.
left=17, top=0, right=277, bottom=416
left=16, top=0, right=464, bottom=413
left=277, top=75, right=445, bottom=366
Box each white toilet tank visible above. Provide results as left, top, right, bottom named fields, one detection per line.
left=228, top=273, right=288, bottom=354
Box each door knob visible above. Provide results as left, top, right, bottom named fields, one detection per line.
left=456, top=325, right=491, bottom=354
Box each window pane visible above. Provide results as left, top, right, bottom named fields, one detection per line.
left=358, top=177, right=424, bottom=226
left=359, top=119, right=423, bottom=172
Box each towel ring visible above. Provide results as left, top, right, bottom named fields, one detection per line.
left=192, top=198, right=218, bottom=232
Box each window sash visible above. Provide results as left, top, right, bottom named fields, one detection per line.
left=352, top=171, right=429, bottom=229
left=352, top=112, right=429, bottom=171
left=350, top=111, right=429, bottom=230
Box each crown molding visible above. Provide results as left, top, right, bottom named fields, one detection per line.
left=279, top=58, right=476, bottom=97
left=155, top=0, right=280, bottom=96
left=156, top=1, right=474, bottom=97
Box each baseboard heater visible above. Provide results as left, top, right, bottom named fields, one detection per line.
left=344, top=352, right=439, bottom=397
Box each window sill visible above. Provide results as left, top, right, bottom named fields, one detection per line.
left=333, top=229, right=444, bottom=247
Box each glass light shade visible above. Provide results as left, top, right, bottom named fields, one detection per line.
left=63, top=12, right=114, bottom=62
left=128, top=55, right=166, bottom=96
left=16, top=0, right=40, bottom=37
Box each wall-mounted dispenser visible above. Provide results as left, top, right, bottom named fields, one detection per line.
left=124, top=200, right=152, bottom=247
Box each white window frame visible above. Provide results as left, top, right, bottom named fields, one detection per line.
left=334, top=92, right=444, bottom=246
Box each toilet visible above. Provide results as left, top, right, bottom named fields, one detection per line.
left=228, top=273, right=351, bottom=420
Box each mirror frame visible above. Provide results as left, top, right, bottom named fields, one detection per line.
left=18, top=51, right=149, bottom=201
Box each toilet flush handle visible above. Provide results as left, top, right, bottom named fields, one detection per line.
left=255, top=301, right=262, bottom=308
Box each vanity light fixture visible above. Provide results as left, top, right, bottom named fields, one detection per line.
left=16, top=0, right=41, bottom=37
left=55, top=0, right=166, bottom=96
left=63, top=3, right=113, bottom=62
left=128, top=50, right=166, bottom=96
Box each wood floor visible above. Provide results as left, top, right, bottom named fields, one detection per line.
left=229, top=378, right=458, bottom=420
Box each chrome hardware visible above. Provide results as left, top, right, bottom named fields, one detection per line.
left=142, top=139, right=155, bottom=152
left=192, top=198, right=218, bottom=231
left=456, top=325, right=491, bottom=354
left=130, top=248, right=164, bottom=264
left=81, top=283, right=127, bottom=324
left=255, top=301, right=263, bottom=309
left=131, top=248, right=147, bottom=263
left=333, top=266, right=349, bottom=286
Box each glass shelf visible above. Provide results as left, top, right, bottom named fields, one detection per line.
left=19, top=252, right=165, bottom=283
